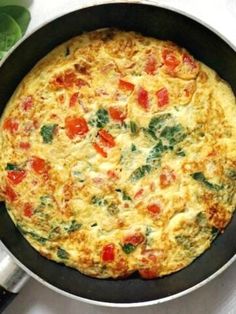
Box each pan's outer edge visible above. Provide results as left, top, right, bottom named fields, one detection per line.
left=1, top=240, right=235, bottom=308
left=0, top=0, right=235, bottom=308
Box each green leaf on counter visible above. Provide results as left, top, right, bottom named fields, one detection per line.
left=0, top=5, right=30, bottom=34
left=0, top=13, right=21, bottom=51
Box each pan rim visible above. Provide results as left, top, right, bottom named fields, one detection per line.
left=1, top=240, right=235, bottom=307
left=0, top=0, right=235, bottom=307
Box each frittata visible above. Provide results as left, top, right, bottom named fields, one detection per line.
left=0, top=29, right=235, bottom=279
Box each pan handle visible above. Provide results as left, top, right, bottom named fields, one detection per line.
left=0, top=245, right=29, bottom=312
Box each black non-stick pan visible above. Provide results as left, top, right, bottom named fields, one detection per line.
left=0, top=2, right=235, bottom=311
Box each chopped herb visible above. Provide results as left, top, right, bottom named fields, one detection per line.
left=131, top=144, right=137, bottom=151
left=57, top=248, right=69, bottom=259
left=91, top=223, right=98, bottom=227
left=65, top=220, right=82, bottom=233
left=16, top=224, right=47, bottom=243
left=175, top=235, right=192, bottom=251
left=122, top=191, right=132, bottom=201
left=191, top=172, right=223, bottom=191
left=28, top=232, right=47, bottom=244
left=146, top=140, right=167, bottom=164
left=116, top=189, right=132, bottom=201
left=5, top=163, right=19, bottom=170
left=89, top=108, right=109, bottom=128
left=122, top=243, right=136, bottom=254
left=211, top=227, right=220, bottom=239
left=147, top=114, right=171, bottom=140
left=40, top=124, right=57, bottom=144
left=91, top=196, right=108, bottom=206
left=145, top=226, right=152, bottom=236
left=227, top=169, right=236, bottom=180
left=40, top=195, right=52, bottom=206
left=160, top=124, right=186, bottom=147
left=107, top=203, right=119, bottom=215
left=176, top=148, right=186, bottom=157
left=130, top=121, right=138, bottom=134
left=130, top=165, right=152, bottom=182
left=195, top=212, right=207, bottom=226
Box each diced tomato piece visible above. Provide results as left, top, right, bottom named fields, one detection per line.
left=23, top=203, right=33, bottom=218
left=139, top=268, right=158, bottom=279
left=124, top=232, right=144, bottom=246
left=5, top=185, right=17, bottom=202
left=162, top=49, right=180, bottom=70
left=98, top=129, right=115, bottom=147
left=65, top=116, right=89, bottom=139
left=134, top=188, right=144, bottom=199
left=145, top=56, right=157, bottom=75
left=63, top=72, right=77, bottom=88
left=109, top=107, right=126, bottom=122
left=31, top=156, right=47, bottom=174
left=107, top=170, right=118, bottom=180
left=69, top=92, right=79, bottom=107
left=22, top=96, right=33, bottom=111
left=160, top=168, right=176, bottom=188
left=102, top=243, right=115, bottom=262
left=118, top=79, right=135, bottom=92
left=7, top=170, right=26, bottom=185
left=53, top=71, right=78, bottom=89
left=93, top=143, right=107, bottom=158
left=183, top=53, right=197, bottom=69
left=147, top=203, right=161, bottom=214
left=3, top=118, right=19, bottom=134
left=19, top=142, right=30, bottom=149
left=156, top=87, right=169, bottom=107
left=137, top=88, right=149, bottom=110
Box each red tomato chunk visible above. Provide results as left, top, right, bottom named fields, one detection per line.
left=102, top=243, right=115, bottom=262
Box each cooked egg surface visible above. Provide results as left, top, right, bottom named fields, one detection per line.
left=0, top=29, right=235, bottom=279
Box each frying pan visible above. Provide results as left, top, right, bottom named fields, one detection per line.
left=0, top=1, right=235, bottom=311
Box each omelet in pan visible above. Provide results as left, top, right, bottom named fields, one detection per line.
left=0, top=29, right=235, bottom=279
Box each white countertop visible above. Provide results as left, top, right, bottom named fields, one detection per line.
left=2, top=0, right=236, bottom=313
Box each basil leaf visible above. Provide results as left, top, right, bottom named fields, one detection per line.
left=130, top=165, right=151, bottom=182
left=0, top=6, right=30, bottom=35
left=57, top=248, right=69, bottom=259
left=131, top=144, right=136, bottom=151
left=0, top=13, right=21, bottom=51
left=40, top=124, right=57, bottom=143
left=191, top=172, right=223, bottom=191
left=122, top=243, right=136, bottom=254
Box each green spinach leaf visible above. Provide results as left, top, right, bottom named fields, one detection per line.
left=89, top=108, right=109, bottom=128
left=40, top=124, right=57, bottom=143
left=57, top=248, right=69, bottom=259
left=130, top=165, right=152, bottom=182
left=122, top=243, right=136, bottom=254
left=191, top=172, right=223, bottom=191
